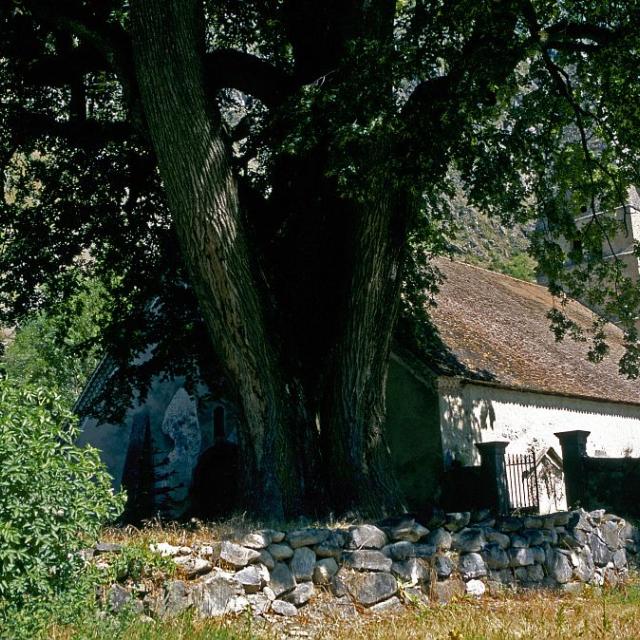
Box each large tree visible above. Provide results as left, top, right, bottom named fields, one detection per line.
left=1, top=0, right=639, bottom=518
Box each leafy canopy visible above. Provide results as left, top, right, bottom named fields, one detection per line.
left=1, top=0, right=639, bottom=381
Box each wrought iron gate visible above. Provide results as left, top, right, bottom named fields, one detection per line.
left=505, top=450, right=540, bottom=513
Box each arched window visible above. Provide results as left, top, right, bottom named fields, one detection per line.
left=213, top=406, right=225, bottom=441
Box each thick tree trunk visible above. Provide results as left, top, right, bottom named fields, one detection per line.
left=320, top=186, right=410, bottom=516
left=129, top=0, right=304, bottom=518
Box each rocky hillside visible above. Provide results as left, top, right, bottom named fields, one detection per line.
left=448, top=199, right=537, bottom=282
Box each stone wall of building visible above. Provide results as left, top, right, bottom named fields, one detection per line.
left=96, top=508, right=636, bottom=620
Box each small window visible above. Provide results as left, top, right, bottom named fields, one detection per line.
left=213, top=406, right=225, bottom=440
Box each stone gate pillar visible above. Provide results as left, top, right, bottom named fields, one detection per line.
left=555, top=430, right=590, bottom=509
left=475, top=441, right=510, bottom=515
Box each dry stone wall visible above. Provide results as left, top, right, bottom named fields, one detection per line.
left=98, top=508, right=637, bottom=620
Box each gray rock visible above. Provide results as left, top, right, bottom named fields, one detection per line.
left=590, top=533, right=614, bottom=566
left=425, top=528, right=452, bottom=551
left=314, top=531, right=345, bottom=559
left=286, top=528, right=330, bottom=549
left=573, top=548, right=595, bottom=582
left=524, top=529, right=545, bottom=546
left=313, top=557, right=339, bottom=584
left=269, top=562, right=296, bottom=597
left=156, top=580, right=191, bottom=618
left=290, top=547, right=316, bottom=582
left=270, top=599, right=298, bottom=616
left=390, top=519, right=429, bottom=543
left=108, top=584, right=132, bottom=613
left=523, top=516, right=543, bottom=529
left=217, top=541, right=261, bottom=568
left=391, top=558, right=430, bottom=583
left=514, top=567, right=528, bottom=582
left=267, top=543, right=294, bottom=561
left=234, top=565, right=267, bottom=593
left=426, top=509, right=447, bottom=529
left=452, top=528, right=486, bottom=552
left=465, top=579, right=486, bottom=597
left=613, top=548, right=627, bottom=569
left=174, top=556, right=212, bottom=578
left=246, top=593, right=271, bottom=616
left=508, top=548, right=534, bottom=567
left=149, top=542, right=182, bottom=557
left=343, top=550, right=393, bottom=572
left=599, top=521, right=621, bottom=549
left=225, top=595, right=250, bottom=614
left=488, top=568, right=515, bottom=585
left=483, top=544, right=509, bottom=570
left=283, top=582, right=315, bottom=606
left=257, top=549, right=275, bottom=570
left=434, top=554, right=453, bottom=579
left=382, top=541, right=415, bottom=561
left=445, top=512, right=471, bottom=532
left=498, top=517, right=523, bottom=532
left=369, top=595, right=404, bottom=613
left=510, top=534, right=529, bottom=548
left=485, top=530, right=511, bottom=549
left=549, top=550, right=573, bottom=583
left=343, top=571, right=398, bottom=606
left=561, top=581, right=585, bottom=594
left=459, top=552, right=487, bottom=579
left=530, top=547, right=546, bottom=565
left=472, top=509, right=492, bottom=523
left=348, top=524, right=387, bottom=549
left=590, top=509, right=606, bottom=523
left=192, top=574, right=244, bottom=617
left=433, top=578, right=465, bottom=603
left=265, top=529, right=286, bottom=543
left=414, top=544, right=437, bottom=558
left=330, top=568, right=349, bottom=597
left=526, top=564, right=545, bottom=582
left=568, top=509, right=594, bottom=532
left=403, top=586, right=430, bottom=607
left=540, top=528, right=558, bottom=545
left=239, top=531, right=271, bottom=550
left=553, top=511, right=571, bottom=526
left=95, top=542, right=123, bottom=554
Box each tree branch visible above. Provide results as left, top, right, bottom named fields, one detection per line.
left=205, top=49, right=296, bottom=108
left=13, top=110, right=131, bottom=147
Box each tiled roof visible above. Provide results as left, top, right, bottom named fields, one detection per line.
left=429, top=258, right=640, bottom=406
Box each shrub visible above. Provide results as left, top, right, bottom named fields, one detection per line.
left=0, top=379, right=124, bottom=616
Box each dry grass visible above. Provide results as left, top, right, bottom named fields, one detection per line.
left=46, top=580, right=640, bottom=640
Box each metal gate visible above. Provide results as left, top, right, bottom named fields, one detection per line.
left=505, top=450, right=540, bottom=513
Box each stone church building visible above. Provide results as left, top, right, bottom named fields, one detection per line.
left=77, top=259, right=640, bottom=519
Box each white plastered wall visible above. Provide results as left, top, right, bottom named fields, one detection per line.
left=438, top=377, right=640, bottom=465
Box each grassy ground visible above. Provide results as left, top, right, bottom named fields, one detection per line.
left=45, top=580, right=640, bottom=640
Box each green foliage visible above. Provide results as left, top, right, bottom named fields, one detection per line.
left=0, top=379, right=124, bottom=622
left=489, top=252, right=538, bottom=282
left=2, top=277, right=112, bottom=408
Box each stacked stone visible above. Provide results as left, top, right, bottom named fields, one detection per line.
left=431, top=508, right=634, bottom=597
left=97, top=508, right=635, bottom=619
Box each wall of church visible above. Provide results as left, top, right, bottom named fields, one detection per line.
left=438, top=378, right=640, bottom=467
left=77, top=373, right=239, bottom=518
left=384, top=358, right=443, bottom=512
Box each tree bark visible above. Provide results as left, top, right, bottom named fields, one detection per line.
left=129, top=0, right=304, bottom=518
left=320, top=185, right=410, bottom=516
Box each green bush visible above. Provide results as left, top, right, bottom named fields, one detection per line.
left=0, top=379, right=124, bottom=616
